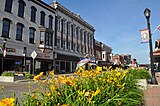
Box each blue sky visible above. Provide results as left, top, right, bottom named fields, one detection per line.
left=44, top=0, right=160, bottom=64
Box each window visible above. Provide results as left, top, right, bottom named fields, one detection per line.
left=73, top=25, right=76, bottom=38
left=68, top=41, right=70, bottom=51
left=73, top=43, right=76, bottom=52
left=4, top=0, right=13, bottom=13
left=46, top=32, right=52, bottom=46
left=57, top=38, right=60, bottom=48
left=63, top=19, right=66, bottom=34
left=2, top=18, right=11, bottom=38
left=77, top=44, right=80, bottom=52
left=63, top=40, right=65, bottom=49
left=29, top=27, right=36, bottom=44
left=40, top=32, right=45, bottom=44
left=67, top=22, right=70, bottom=36
left=16, top=23, right=24, bottom=41
left=57, top=17, right=60, bottom=32
left=48, top=15, right=53, bottom=29
left=40, top=11, right=46, bottom=26
left=78, top=28, right=80, bottom=39
left=18, top=0, right=26, bottom=17
left=30, top=6, right=37, bottom=22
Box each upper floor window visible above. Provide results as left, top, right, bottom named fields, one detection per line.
left=18, top=0, right=26, bottom=17
left=40, top=11, right=46, bottom=26
left=77, top=44, right=80, bottom=52
left=16, top=23, right=24, bottom=41
left=73, top=43, right=76, bottom=52
left=29, top=27, right=36, bottom=44
left=2, top=18, right=11, bottom=38
left=48, top=15, right=53, bottom=29
left=30, top=6, right=37, bottom=22
left=77, top=27, right=80, bottom=39
left=4, top=0, right=13, bottom=13
left=40, top=32, right=45, bottom=44
left=57, top=17, right=60, bottom=32
left=46, top=32, right=52, bottom=46
left=63, top=40, right=65, bottom=49
left=57, top=38, right=60, bottom=48
left=73, top=25, right=76, bottom=38
left=68, top=41, right=70, bottom=51
left=67, top=22, right=70, bottom=36
left=62, top=19, right=66, bottom=34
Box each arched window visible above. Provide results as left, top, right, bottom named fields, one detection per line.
left=16, top=23, right=24, bottom=41
left=29, top=27, right=36, bottom=44
left=48, top=15, right=53, bottom=29
left=40, top=11, right=46, bottom=26
left=2, top=18, right=12, bottom=38
left=4, top=0, right=13, bottom=13
left=18, top=0, right=26, bottom=17
left=30, top=6, right=37, bottom=22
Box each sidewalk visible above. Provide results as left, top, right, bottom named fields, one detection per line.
left=144, top=72, right=160, bottom=106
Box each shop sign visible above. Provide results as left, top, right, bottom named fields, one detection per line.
left=6, top=48, right=16, bottom=52
left=37, top=53, right=50, bottom=59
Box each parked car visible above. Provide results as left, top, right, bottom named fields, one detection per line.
left=138, top=64, right=149, bottom=70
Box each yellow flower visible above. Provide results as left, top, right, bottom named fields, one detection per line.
left=33, top=75, right=41, bottom=82
left=92, top=89, right=100, bottom=96
left=122, top=87, right=125, bottom=91
left=78, top=90, right=85, bottom=95
left=66, top=77, right=74, bottom=86
left=42, top=80, right=47, bottom=84
left=57, top=91, right=61, bottom=95
left=0, top=98, right=15, bottom=106
left=84, top=92, right=90, bottom=97
left=39, top=72, right=44, bottom=76
left=47, top=92, right=51, bottom=96
left=31, top=94, right=38, bottom=99
left=50, top=85, right=55, bottom=90
left=114, top=78, right=117, bottom=82
left=116, top=72, right=121, bottom=77
left=54, top=78, right=58, bottom=83
left=50, top=70, right=54, bottom=75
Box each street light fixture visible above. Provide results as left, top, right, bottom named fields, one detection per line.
left=22, top=47, right=27, bottom=72
left=144, top=8, right=158, bottom=84
left=1, top=38, right=7, bottom=74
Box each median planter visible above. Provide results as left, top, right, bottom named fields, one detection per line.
left=137, top=79, right=148, bottom=90
left=0, top=76, right=27, bottom=82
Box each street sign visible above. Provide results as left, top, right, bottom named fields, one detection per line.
left=31, top=50, right=37, bottom=59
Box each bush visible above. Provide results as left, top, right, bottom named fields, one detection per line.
left=1, top=71, right=15, bottom=76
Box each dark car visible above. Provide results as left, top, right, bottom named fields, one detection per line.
left=138, top=64, right=148, bottom=70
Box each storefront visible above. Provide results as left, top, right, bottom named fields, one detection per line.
left=55, top=54, right=79, bottom=73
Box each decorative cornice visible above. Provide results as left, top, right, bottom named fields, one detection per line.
left=50, top=1, right=95, bottom=32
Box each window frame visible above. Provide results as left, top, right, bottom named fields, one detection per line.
left=29, top=27, right=36, bottom=44
left=30, top=6, right=37, bottom=22
left=16, top=23, right=24, bottom=41
left=2, top=18, right=11, bottom=38
left=40, top=11, right=46, bottom=26
left=18, top=0, right=26, bottom=18
left=4, top=0, right=13, bottom=13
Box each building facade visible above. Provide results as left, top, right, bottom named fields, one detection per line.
left=50, top=1, right=95, bottom=73
left=0, top=0, right=95, bottom=74
left=153, top=39, right=160, bottom=70
left=101, top=43, right=112, bottom=65
left=0, top=0, right=56, bottom=74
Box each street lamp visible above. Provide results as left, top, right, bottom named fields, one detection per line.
left=22, top=47, right=27, bottom=72
left=144, top=8, right=158, bottom=84
left=1, top=38, right=7, bottom=74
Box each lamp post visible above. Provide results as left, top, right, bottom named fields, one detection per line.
left=22, top=47, right=27, bottom=72
left=1, top=38, right=7, bottom=74
left=144, top=8, right=158, bottom=84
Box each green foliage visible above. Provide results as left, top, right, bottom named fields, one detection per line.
left=1, top=71, right=15, bottom=76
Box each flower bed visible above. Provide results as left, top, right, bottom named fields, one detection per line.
left=0, top=67, right=151, bottom=106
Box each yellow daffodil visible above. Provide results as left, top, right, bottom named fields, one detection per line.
left=39, top=72, right=44, bottom=76
left=116, top=72, right=121, bottom=77
left=47, top=92, right=51, bottom=96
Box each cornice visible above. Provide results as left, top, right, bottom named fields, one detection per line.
left=51, top=1, right=95, bottom=32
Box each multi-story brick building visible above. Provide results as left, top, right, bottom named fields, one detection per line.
left=0, top=0, right=95, bottom=74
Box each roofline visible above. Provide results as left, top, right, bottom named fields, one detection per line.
left=50, top=1, right=95, bottom=32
